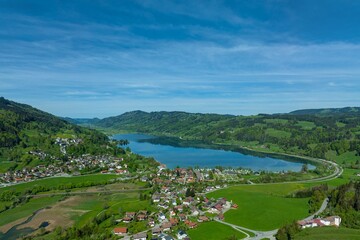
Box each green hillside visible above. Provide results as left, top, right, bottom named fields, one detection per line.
left=0, top=97, right=116, bottom=172
left=92, top=109, right=360, bottom=166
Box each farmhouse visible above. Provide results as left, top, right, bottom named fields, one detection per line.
left=298, top=216, right=341, bottom=229
left=113, top=227, right=127, bottom=235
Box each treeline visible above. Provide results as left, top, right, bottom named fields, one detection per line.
left=275, top=221, right=300, bottom=240
left=328, top=181, right=360, bottom=228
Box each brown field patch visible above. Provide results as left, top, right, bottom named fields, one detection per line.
left=17, top=196, right=89, bottom=231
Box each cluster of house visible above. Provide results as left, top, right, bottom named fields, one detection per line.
left=0, top=154, right=127, bottom=185
left=154, top=166, right=252, bottom=185
left=69, top=154, right=127, bottom=173
left=0, top=164, right=65, bottom=184
left=297, top=216, right=341, bottom=229
left=55, top=137, right=82, bottom=154
left=112, top=182, right=236, bottom=239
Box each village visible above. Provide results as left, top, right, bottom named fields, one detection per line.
left=110, top=165, right=240, bottom=240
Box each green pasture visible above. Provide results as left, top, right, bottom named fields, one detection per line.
left=264, top=119, right=289, bottom=125
left=325, top=150, right=360, bottom=164
left=73, top=191, right=151, bottom=227
left=265, top=128, right=291, bottom=138
left=0, top=162, right=16, bottom=173
left=0, top=174, right=119, bottom=194
left=207, top=184, right=310, bottom=231
left=188, top=221, right=247, bottom=240
left=294, top=227, right=360, bottom=240
left=295, top=121, right=316, bottom=130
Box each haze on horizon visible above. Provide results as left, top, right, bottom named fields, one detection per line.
left=1, top=0, right=360, bottom=118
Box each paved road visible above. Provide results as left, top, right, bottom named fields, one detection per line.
left=303, top=197, right=329, bottom=221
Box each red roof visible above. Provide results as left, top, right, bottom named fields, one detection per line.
left=114, top=227, right=127, bottom=234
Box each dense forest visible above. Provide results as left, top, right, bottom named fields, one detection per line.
left=0, top=97, right=118, bottom=171
left=87, top=109, right=360, bottom=165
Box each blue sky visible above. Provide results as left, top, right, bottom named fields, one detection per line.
left=1, top=0, right=360, bottom=117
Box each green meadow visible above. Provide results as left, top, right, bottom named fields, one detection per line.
left=207, top=184, right=310, bottom=231
left=188, top=221, right=247, bottom=240
left=0, top=174, right=119, bottom=194
left=294, top=227, right=360, bottom=240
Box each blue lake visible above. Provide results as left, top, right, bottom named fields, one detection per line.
left=113, top=134, right=315, bottom=172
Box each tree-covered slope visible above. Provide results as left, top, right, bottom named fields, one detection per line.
left=93, top=109, right=360, bottom=165
left=0, top=97, right=113, bottom=171
left=96, top=110, right=235, bottom=136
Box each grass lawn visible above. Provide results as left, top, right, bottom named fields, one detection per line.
left=325, top=150, right=360, bottom=165
left=207, top=184, right=310, bottom=231
left=296, top=121, right=316, bottom=130
left=72, top=191, right=151, bottom=227
left=0, top=174, right=119, bottom=194
left=265, top=128, right=291, bottom=138
left=0, top=162, right=17, bottom=173
left=294, top=227, right=360, bottom=240
left=264, top=119, right=289, bottom=125
left=188, top=221, right=247, bottom=240
left=0, top=196, right=63, bottom=227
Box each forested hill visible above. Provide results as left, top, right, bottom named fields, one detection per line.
left=96, top=110, right=234, bottom=133
left=290, top=107, right=360, bottom=116
left=92, top=109, right=360, bottom=165
left=0, top=97, right=113, bottom=170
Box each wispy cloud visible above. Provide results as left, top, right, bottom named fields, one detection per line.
left=0, top=1, right=360, bottom=117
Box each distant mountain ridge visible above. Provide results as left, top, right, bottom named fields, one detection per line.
left=290, top=107, right=360, bottom=116
left=68, top=107, right=360, bottom=126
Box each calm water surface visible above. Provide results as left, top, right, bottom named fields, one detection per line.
left=114, top=134, right=315, bottom=172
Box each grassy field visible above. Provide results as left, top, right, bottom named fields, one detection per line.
left=264, top=119, right=289, bottom=125
left=188, top=221, right=247, bottom=240
left=325, top=150, right=360, bottom=164
left=265, top=128, right=291, bottom=138
left=294, top=227, right=360, bottom=240
left=0, top=196, right=63, bottom=229
left=0, top=162, right=17, bottom=173
left=207, top=184, right=310, bottom=231
left=0, top=174, right=119, bottom=194
left=295, top=121, right=316, bottom=130
left=72, top=191, right=151, bottom=227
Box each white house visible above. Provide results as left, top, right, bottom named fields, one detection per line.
left=177, top=230, right=188, bottom=240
